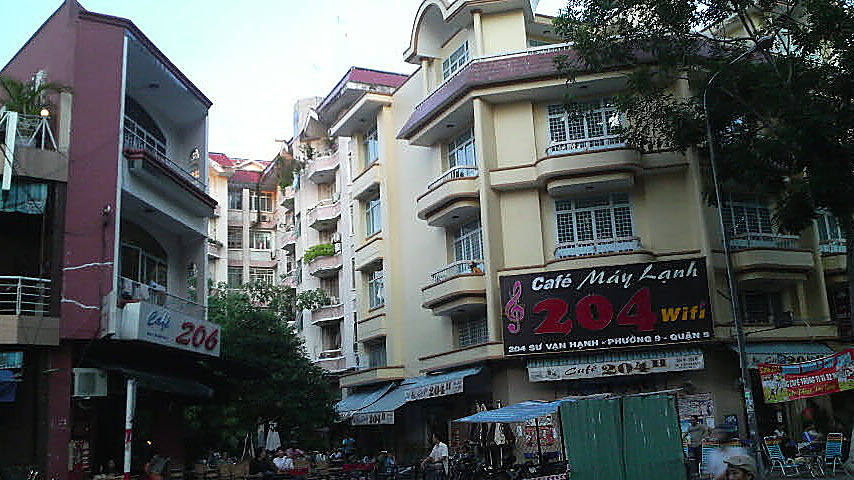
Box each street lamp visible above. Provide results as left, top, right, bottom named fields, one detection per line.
left=703, top=35, right=774, bottom=470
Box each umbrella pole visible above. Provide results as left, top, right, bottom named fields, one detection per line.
left=535, top=418, right=543, bottom=465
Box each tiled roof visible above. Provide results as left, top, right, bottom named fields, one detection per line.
left=209, top=152, right=234, bottom=167
left=230, top=170, right=262, bottom=184
left=349, top=67, right=409, bottom=88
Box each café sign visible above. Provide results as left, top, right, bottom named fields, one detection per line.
left=404, top=378, right=464, bottom=401
left=501, top=258, right=713, bottom=356
left=528, top=351, right=704, bottom=381
left=351, top=411, right=394, bottom=425
left=119, top=302, right=221, bottom=357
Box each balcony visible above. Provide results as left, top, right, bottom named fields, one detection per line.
left=422, top=260, right=487, bottom=316
left=0, top=276, right=59, bottom=346
left=820, top=239, right=847, bottom=284
left=357, top=312, right=386, bottom=343
left=207, top=238, right=223, bottom=259
left=352, top=161, right=382, bottom=201
left=113, top=277, right=220, bottom=357
left=555, top=237, right=643, bottom=259
left=281, top=274, right=297, bottom=288
left=312, top=303, right=345, bottom=326
left=419, top=342, right=504, bottom=372
left=0, top=111, right=68, bottom=182
left=726, top=233, right=815, bottom=286
left=416, top=166, right=481, bottom=228
left=281, top=186, right=295, bottom=210
left=305, top=150, right=340, bottom=184
left=315, top=354, right=348, bottom=372
left=308, top=253, right=343, bottom=278
left=280, top=227, right=297, bottom=253
left=307, top=198, right=341, bottom=231
left=355, top=235, right=384, bottom=271
left=339, top=365, right=406, bottom=389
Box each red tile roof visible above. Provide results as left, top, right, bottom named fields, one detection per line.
left=230, top=170, right=262, bottom=184
left=209, top=152, right=234, bottom=167
left=350, top=67, right=409, bottom=88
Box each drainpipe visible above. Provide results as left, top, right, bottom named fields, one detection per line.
left=123, top=378, right=138, bottom=480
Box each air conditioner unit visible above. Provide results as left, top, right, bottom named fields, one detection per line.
left=72, top=368, right=108, bottom=398
left=259, top=214, right=272, bottom=223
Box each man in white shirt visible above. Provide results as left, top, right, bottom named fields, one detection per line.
left=421, top=434, right=448, bottom=480
left=272, top=449, right=294, bottom=471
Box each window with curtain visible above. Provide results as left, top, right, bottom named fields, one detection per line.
left=250, top=191, right=273, bottom=212
left=228, top=189, right=243, bottom=210
left=555, top=193, right=637, bottom=258
left=364, top=126, right=379, bottom=166
left=249, top=230, right=272, bottom=250
left=368, top=268, right=384, bottom=309
left=366, top=339, right=387, bottom=368
left=321, top=322, right=342, bottom=353
left=448, top=129, right=476, bottom=168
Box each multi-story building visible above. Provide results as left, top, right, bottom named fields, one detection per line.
left=208, top=153, right=285, bottom=288
left=1, top=2, right=221, bottom=477
left=326, top=0, right=850, bottom=461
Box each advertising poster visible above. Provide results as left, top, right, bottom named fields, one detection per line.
left=759, top=349, right=854, bottom=403
left=501, top=257, right=713, bottom=355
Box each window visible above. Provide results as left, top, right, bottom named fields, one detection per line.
left=364, top=126, right=379, bottom=166
left=457, top=316, right=488, bottom=348
left=295, top=260, right=302, bottom=286
left=249, top=267, right=275, bottom=285
left=442, top=41, right=470, bottom=80
left=227, top=266, right=243, bottom=289
left=227, top=227, right=242, bottom=249
left=319, top=229, right=335, bottom=245
left=721, top=196, right=774, bottom=237
left=366, top=339, right=387, bottom=368
left=120, top=243, right=168, bottom=287
left=817, top=211, right=844, bottom=244
left=453, top=221, right=483, bottom=262
left=321, top=322, right=342, bottom=354
left=547, top=99, right=623, bottom=153
left=249, top=230, right=272, bottom=250
left=740, top=291, right=785, bottom=325
left=250, top=191, right=273, bottom=212
left=294, top=214, right=301, bottom=237
left=368, top=269, right=384, bottom=309
left=351, top=258, right=356, bottom=289
left=228, top=189, right=243, bottom=210
left=365, top=196, right=382, bottom=237
left=319, top=182, right=336, bottom=201
left=448, top=129, right=476, bottom=168
left=321, top=277, right=340, bottom=303
left=528, top=39, right=552, bottom=47
left=555, top=193, right=637, bottom=257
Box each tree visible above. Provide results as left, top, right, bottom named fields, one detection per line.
left=185, top=282, right=336, bottom=454
left=0, top=74, right=69, bottom=115
left=554, top=0, right=854, bottom=330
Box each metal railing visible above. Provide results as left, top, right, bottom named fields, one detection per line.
left=0, top=111, right=58, bottom=150
left=819, top=238, right=846, bottom=254
left=0, top=276, right=51, bottom=315
left=727, top=233, right=800, bottom=250
left=554, top=236, right=641, bottom=259
left=122, top=116, right=206, bottom=190
left=546, top=135, right=626, bottom=156
left=117, top=276, right=205, bottom=318
left=430, top=259, right=485, bottom=284
left=426, top=165, right=479, bottom=191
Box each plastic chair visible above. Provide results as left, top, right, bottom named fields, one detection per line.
left=763, top=436, right=800, bottom=477
left=700, top=440, right=719, bottom=478
left=824, top=433, right=844, bottom=474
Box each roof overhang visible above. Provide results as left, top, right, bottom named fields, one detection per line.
left=330, top=93, right=394, bottom=137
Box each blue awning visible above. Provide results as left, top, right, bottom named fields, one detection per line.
left=453, top=399, right=564, bottom=424
left=0, top=370, right=18, bottom=403
left=354, top=384, right=408, bottom=415
left=335, top=383, right=393, bottom=416
left=401, top=367, right=482, bottom=402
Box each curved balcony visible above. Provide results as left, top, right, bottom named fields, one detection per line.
left=352, top=161, right=382, bottom=200
left=308, top=253, right=343, bottom=278
left=307, top=198, right=341, bottom=231
left=305, top=151, right=339, bottom=184
left=727, top=233, right=814, bottom=286
left=312, top=303, right=345, bottom=326
left=416, top=166, right=480, bottom=228
left=281, top=186, right=295, bottom=210
left=555, top=237, right=642, bottom=259
left=314, top=354, right=348, bottom=372
left=419, top=341, right=504, bottom=372
left=355, top=235, right=384, bottom=271
left=422, top=260, right=487, bottom=316
left=357, top=311, right=386, bottom=343
left=280, top=227, right=297, bottom=253
left=340, top=365, right=406, bottom=389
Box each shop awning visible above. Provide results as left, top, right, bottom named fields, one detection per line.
left=453, top=399, right=564, bottom=423
left=351, top=385, right=408, bottom=425
left=335, top=383, right=393, bottom=417
left=733, top=342, right=834, bottom=368
left=99, top=365, right=214, bottom=398
left=527, top=348, right=704, bottom=382
left=402, top=367, right=482, bottom=401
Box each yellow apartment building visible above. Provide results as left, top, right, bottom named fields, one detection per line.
left=307, top=0, right=850, bottom=461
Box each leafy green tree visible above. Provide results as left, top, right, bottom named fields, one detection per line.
left=554, top=0, right=854, bottom=334
left=0, top=75, right=69, bottom=115
left=186, top=283, right=336, bottom=454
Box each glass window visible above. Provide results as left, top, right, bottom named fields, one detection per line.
left=321, top=277, right=340, bottom=303
left=249, top=230, right=272, bottom=250
left=547, top=99, right=623, bottom=154
left=228, top=189, right=243, bottom=210
left=740, top=291, right=784, bottom=325
left=366, top=339, right=387, bottom=368
left=120, top=242, right=168, bottom=288
left=365, top=126, right=379, bottom=166
left=250, top=191, right=274, bottom=212
left=321, top=322, right=342, bottom=353
left=442, top=41, right=470, bottom=80
left=555, top=194, right=637, bottom=258
left=368, top=269, right=384, bottom=309
left=227, top=266, right=242, bottom=289
left=448, top=129, right=477, bottom=168
left=453, top=221, right=483, bottom=262
left=227, top=227, right=242, bottom=249
left=817, top=211, right=843, bottom=243
left=365, top=196, right=382, bottom=237
left=721, top=196, right=775, bottom=237
left=250, top=267, right=275, bottom=285
left=457, top=316, right=488, bottom=347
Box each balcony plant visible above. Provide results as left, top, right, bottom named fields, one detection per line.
left=274, top=151, right=304, bottom=189
left=0, top=74, right=70, bottom=115
left=303, top=243, right=335, bottom=262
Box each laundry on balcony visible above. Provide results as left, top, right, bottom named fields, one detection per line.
left=0, top=181, right=47, bottom=214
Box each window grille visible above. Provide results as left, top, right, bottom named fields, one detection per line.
left=442, top=41, right=470, bottom=80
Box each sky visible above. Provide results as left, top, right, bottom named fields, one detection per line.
left=0, top=0, right=564, bottom=161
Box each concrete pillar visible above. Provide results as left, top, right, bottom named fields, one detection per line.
left=472, top=10, right=484, bottom=57
left=57, top=92, right=73, bottom=154
left=45, top=345, right=73, bottom=480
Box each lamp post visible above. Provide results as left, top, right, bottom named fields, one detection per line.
left=703, top=35, right=773, bottom=470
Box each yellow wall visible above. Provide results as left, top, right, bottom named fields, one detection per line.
left=481, top=10, right=528, bottom=55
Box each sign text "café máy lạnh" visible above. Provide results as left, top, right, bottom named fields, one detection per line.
left=501, top=258, right=714, bottom=356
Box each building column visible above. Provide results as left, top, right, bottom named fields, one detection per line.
left=242, top=188, right=251, bottom=283
left=472, top=10, right=484, bottom=57
left=45, top=344, right=73, bottom=480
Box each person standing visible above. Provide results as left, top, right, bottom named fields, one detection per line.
left=421, top=434, right=448, bottom=480
left=342, top=434, right=357, bottom=461
left=686, top=416, right=712, bottom=470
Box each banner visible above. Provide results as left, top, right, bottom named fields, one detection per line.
left=405, top=378, right=464, bottom=401
left=351, top=411, right=394, bottom=425
left=758, top=349, right=854, bottom=403
left=528, top=350, right=704, bottom=381
left=501, top=257, right=713, bottom=356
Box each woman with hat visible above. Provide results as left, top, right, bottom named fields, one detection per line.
left=715, top=455, right=758, bottom=480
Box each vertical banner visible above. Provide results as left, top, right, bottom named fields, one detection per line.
left=758, top=349, right=854, bottom=403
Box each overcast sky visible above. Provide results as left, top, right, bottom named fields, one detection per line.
left=1, top=0, right=564, bottom=160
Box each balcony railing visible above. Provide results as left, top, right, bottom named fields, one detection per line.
left=555, top=237, right=641, bottom=259
left=122, top=116, right=206, bottom=190
left=426, top=165, right=479, bottom=191
left=117, top=276, right=205, bottom=318
left=546, top=135, right=626, bottom=156
left=0, top=110, right=58, bottom=150
left=307, top=197, right=341, bottom=227
left=727, top=233, right=800, bottom=250
left=820, top=238, right=846, bottom=254
left=0, top=276, right=51, bottom=315
left=430, top=259, right=484, bottom=284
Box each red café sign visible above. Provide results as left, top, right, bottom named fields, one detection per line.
left=759, top=349, right=854, bottom=403
left=500, top=258, right=713, bottom=356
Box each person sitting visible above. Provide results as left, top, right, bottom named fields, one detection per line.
left=374, top=450, right=395, bottom=479
left=714, top=455, right=757, bottom=480
left=285, top=443, right=305, bottom=460
left=249, top=449, right=276, bottom=480
left=802, top=424, right=824, bottom=453
left=273, top=449, right=294, bottom=472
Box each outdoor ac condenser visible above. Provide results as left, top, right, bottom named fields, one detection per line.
left=72, top=368, right=108, bottom=397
